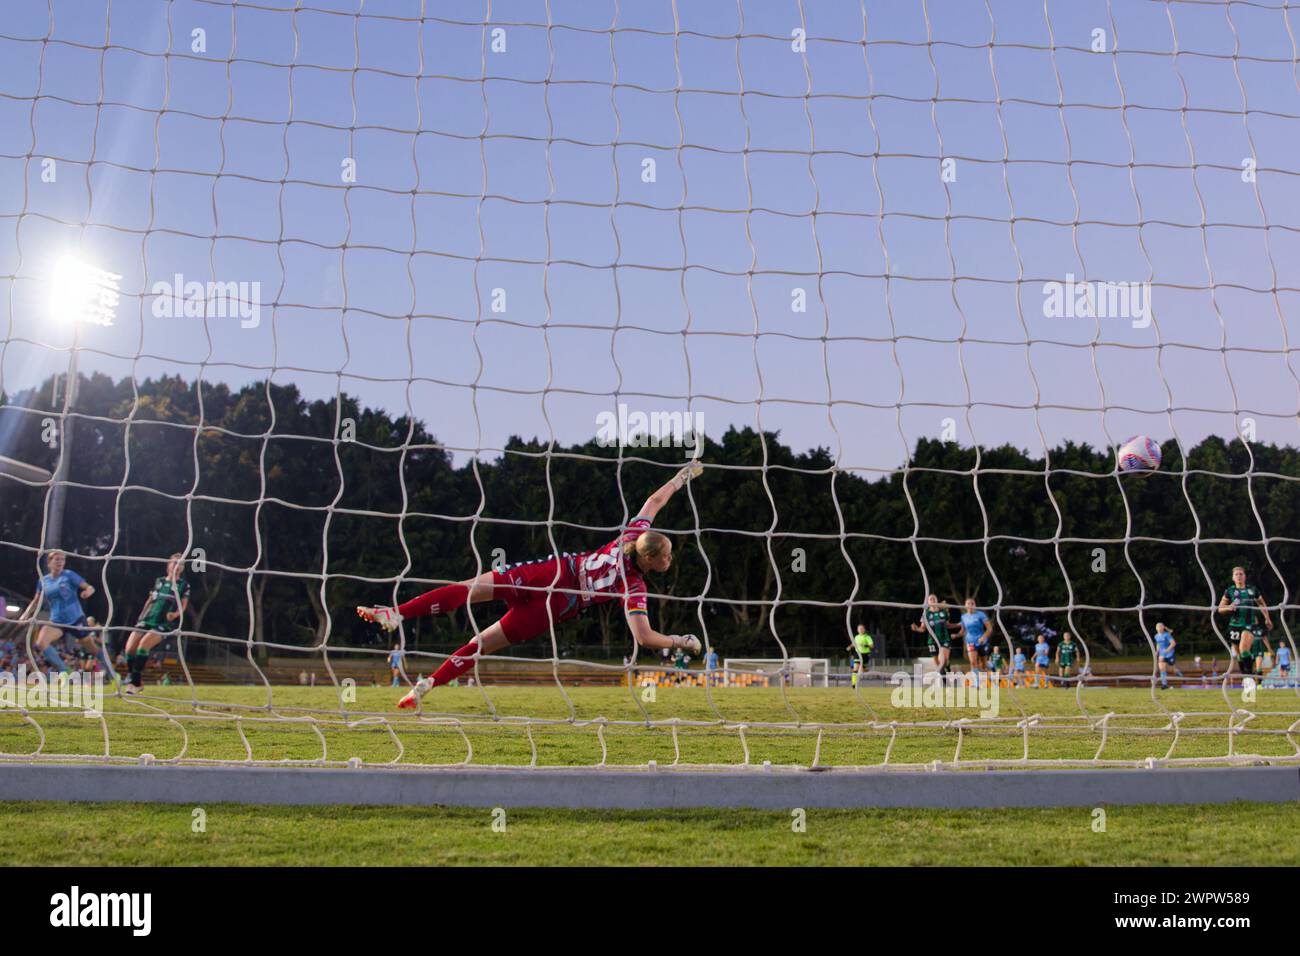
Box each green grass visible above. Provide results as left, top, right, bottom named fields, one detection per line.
left=2, top=684, right=1297, bottom=768
left=1, top=800, right=1295, bottom=865
left=2, top=686, right=1295, bottom=865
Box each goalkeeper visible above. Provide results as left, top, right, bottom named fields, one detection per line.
left=359, top=464, right=706, bottom=710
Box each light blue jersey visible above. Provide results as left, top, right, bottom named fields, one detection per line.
left=1279, top=646, right=1291, bottom=666
left=1033, top=641, right=1050, bottom=665
left=38, top=570, right=87, bottom=625
left=1012, top=651, right=1026, bottom=672
left=961, top=610, right=989, bottom=644
left=1155, top=631, right=1175, bottom=659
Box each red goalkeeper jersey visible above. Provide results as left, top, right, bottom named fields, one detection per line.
left=575, top=515, right=652, bottom=616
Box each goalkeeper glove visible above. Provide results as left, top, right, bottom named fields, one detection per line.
left=672, top=461, right=703, bottom=490
left=672, top=634, right=702, bottom=654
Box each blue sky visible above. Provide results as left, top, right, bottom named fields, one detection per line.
left=2, top=0, right=1299, bottom=474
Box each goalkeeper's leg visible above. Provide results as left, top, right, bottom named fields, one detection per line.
left=397, top=594, right=568, bottom=709
left=398, top=622, right=512, bottom=709
left=358, top=571, right=496, bottom=631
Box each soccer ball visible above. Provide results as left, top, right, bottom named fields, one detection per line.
left=1117, top=435, right=1162, bottom=472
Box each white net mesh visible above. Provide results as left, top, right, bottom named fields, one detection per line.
left=0, top=0, right=1298, bottom=772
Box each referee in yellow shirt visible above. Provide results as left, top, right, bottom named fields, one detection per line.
left=849, top=625, right=875, bottom=688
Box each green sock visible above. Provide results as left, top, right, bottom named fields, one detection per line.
left=130, top=650, right=149, bottom=685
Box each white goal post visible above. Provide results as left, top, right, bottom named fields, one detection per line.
left=723, top=658, right=830, bottom=688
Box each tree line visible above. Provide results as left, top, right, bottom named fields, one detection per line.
left=1, top=373, right=1296, bottom=660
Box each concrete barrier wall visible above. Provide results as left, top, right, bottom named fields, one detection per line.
left=0, top=763, right=1296, bottom=809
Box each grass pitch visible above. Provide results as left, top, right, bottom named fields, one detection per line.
left=1, top=800, right=1296, bottom=866
left=1, top=685, right=1295, bottom=865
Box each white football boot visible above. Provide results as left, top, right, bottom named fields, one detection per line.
left=356, top=606, right=402, bottom=632
left=397, top=677, right=433, bottom=710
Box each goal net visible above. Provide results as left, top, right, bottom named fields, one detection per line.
left=0, top=0, right=1298, bottom=777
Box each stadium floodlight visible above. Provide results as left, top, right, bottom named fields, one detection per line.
left=44, top=254, right=120, bottom=549
left=49, top=254, right=121, bottom=327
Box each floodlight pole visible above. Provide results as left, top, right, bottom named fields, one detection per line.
left=42, top=255, right=118, bottom=550
left=45, top=328, right=80, bottom=550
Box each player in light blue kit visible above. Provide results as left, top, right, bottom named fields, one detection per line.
left=1011, top=647, right=1027, bottom=687
left=955, top=598, right=991, bottom=675
left=16, top=549, right=113, bottom=676
left=1032, top=635, right=1051, bottom=686
left=1153, top=622, right=1179, bottom=689
left=388, top=645, right=404, bottom=687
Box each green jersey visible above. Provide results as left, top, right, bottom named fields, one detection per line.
left=988, top=649, right=1004, bottom=672
left=139, top=576, right=190, bottom=629
left=923, top=608, right=951, bottom=648
left=853, top=632, right=874, bottom=655
left=1058, top=641, right=1077, bottom=666
left=1223, top=585, right=1262, bottom=630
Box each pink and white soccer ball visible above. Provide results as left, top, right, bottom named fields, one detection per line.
left=1117, top=435, right=1162, bottom=472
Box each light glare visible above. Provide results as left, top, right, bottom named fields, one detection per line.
left=50, top=255, right=121, bottom=326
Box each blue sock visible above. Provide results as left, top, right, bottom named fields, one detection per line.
left=43, top=644, right=68, bottom=673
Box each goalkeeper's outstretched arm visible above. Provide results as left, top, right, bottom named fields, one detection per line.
left=627, top=610, right=700, bottom=655
left=637, top=461, right=703, bottom=522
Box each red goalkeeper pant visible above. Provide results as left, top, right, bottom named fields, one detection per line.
left=397, top=584, right=470, bottom=619
left=428, top=639, right=479, bottom=687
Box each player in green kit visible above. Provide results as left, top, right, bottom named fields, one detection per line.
left=1218, top=566, right=1272, bottom=675
left=910, top=595, right=953, bottom=673
left=987, top=645, right=1005, bottom=683
left=1237, top=627, right=1272, bottom=676
left=1056, top=632, right=1078, bottom=680
left=122, top=553, right=191, bottom=694
left=848, top=625, right=875, bottom=688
